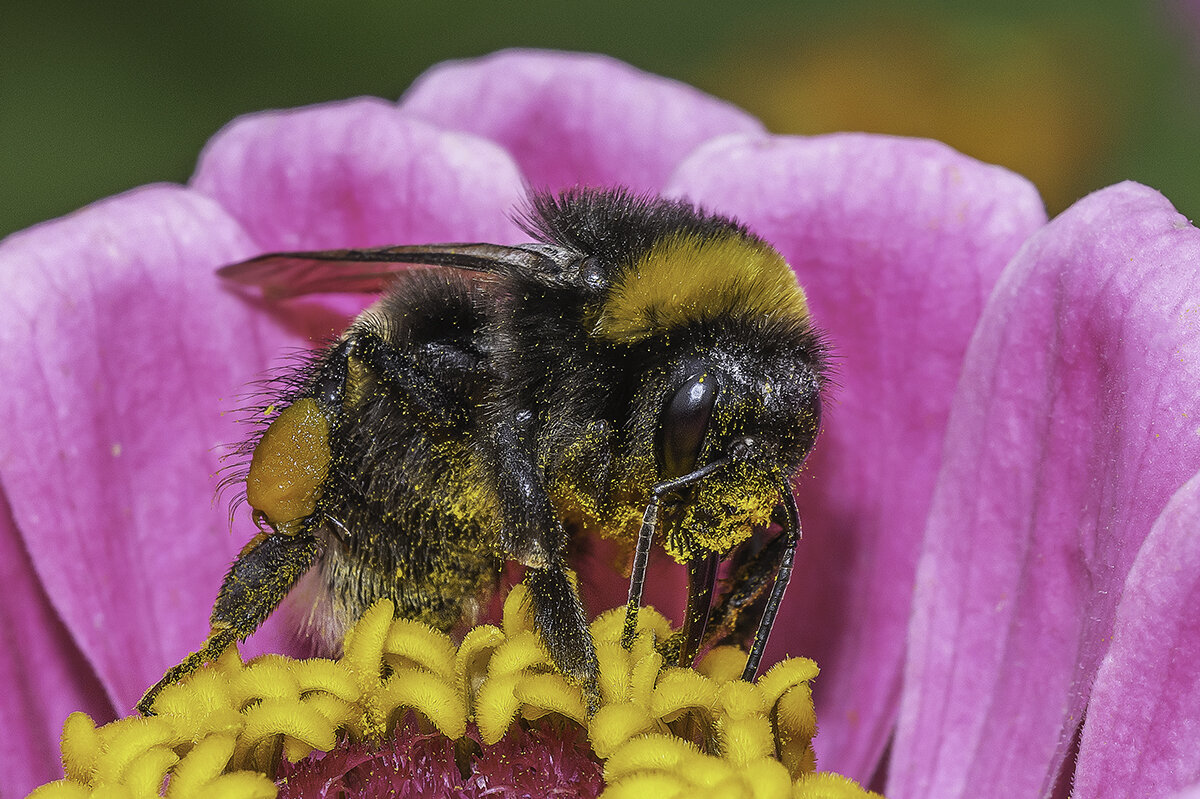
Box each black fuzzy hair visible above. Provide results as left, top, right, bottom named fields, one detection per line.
left=517, top=187, right=757, bottom=266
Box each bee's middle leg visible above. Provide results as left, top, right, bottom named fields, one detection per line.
left=525, top=563, right=599, bottom=710
left=490, top=420, right=599, bottom=707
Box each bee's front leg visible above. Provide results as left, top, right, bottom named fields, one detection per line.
left=702, top=488, right=802, bottom=681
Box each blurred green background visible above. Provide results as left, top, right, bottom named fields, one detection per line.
left=3, top=0, right=1199, bottom=239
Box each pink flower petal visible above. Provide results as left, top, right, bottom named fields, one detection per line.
left=0, top=493, right=115, bottom=795
left=0, top=185, right=297, bottom=715
left=666, top=133, right=1047, bottom=780
left=1073, top=470, right=1200, bottom=797
left=400, top=49, right=764, bottom=194
left=892, top=184, right=1200, bottom=799
left=191, top=96, right=528, bottom=252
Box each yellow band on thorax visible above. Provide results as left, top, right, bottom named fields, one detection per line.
left=591, top=233, right=809, bottom=342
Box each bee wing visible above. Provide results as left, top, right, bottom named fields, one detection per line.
left=217, top=243, right=557, bottom=299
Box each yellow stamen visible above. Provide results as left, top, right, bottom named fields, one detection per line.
left=35, top=585, right=883, bottom=798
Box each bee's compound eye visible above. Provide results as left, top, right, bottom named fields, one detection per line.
left=658, top=373, right=720, bottom=479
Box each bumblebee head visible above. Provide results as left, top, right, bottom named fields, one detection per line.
left=518, top=189, right=828, bottom=560
left=645, top=316, right=825, bottom=561
left=542, top=197, right=828, bottom=562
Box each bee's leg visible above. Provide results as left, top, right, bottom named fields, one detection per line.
left=700, top=530, right=789, bottom=650
left=621, top=459, right=730, bottom=648
left=485, top=418, right=602, bottom=706
left=677, top=552, right=719, bottom=667
left=621, top=492, right=661, bottom=647
left=713, top=487, right=801, bottom=681
left=491, top=419, right=562, bottom=568
left=208, top=530, right=322, bottom=646
left=137, top=327, right=439, bottom=715
left=137, top=530, right=320, bottom=714
left=524, top=563, right=599, bottom=711
left=741, top=489, right=801, bottom=680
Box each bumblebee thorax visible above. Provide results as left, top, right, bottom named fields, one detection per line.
left=588, top=231, right=810, bottom=343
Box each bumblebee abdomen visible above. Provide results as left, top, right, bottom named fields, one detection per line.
left=301, top=270, right=503, bottom=645
left=315, top=406, right=501, bottom=639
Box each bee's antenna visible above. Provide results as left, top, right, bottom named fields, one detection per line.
left=741, top=483, right=802, bottom=681
left=621, top=458, right=729, bottom=648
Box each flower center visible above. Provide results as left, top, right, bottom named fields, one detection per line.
left=275, top=716, right=604, bottom=798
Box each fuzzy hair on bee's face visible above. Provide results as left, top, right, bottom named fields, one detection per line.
left=519, top=189, right=825, bottom=448
left=498, top=187, right=827, bottom=561
left=609, top=315, right=824, bottom=558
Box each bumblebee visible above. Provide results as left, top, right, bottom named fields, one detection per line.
left=137, top=188, right=827, bottom=715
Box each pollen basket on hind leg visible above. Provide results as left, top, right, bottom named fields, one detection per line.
left=245, top=397, right=332, bottom=533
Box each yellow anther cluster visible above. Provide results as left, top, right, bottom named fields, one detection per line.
left=30, top=587, right=880, bottom=799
